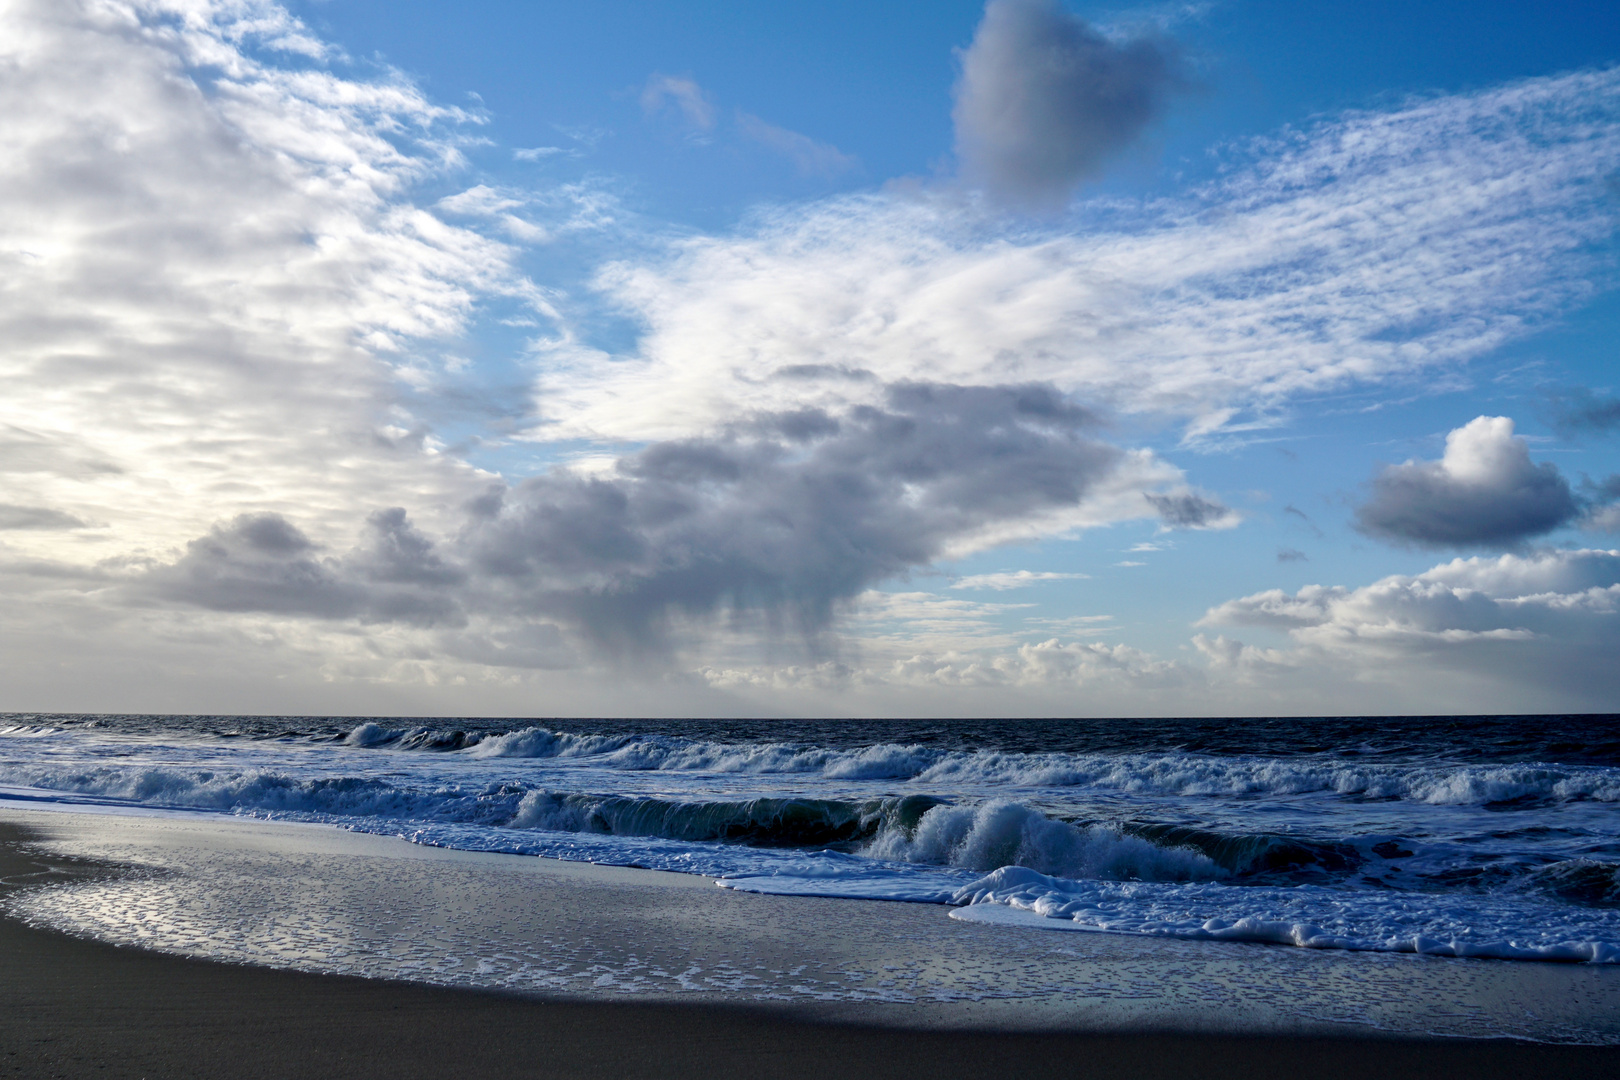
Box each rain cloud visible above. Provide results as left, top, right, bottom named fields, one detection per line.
left=139, top=383, right=1147, bottom=657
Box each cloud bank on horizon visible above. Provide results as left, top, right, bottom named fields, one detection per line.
left=1, top=0, right=1618, bottom=716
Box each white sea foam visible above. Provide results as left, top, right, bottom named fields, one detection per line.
left=863, top=799, right=1223, bottom=881
left=949, top=866, right=1620, bottom=963
left=380, top=724, right=1620, bottom=806
left=0, top=725, right=62, bottom=738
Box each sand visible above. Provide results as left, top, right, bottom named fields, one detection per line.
left=2, top=810, right=1619, bottom=1078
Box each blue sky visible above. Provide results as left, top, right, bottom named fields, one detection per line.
left=1, top=0, right=1617, bottom=717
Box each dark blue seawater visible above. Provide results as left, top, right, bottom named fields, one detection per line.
left=14, top=711, right=1620, bottom=761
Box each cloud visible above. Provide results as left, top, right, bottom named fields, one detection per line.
left=137, top=510, right=464, bottom=627
left=1548, top=387, right=1620, bottom=436
left=1144, top=490, right=1236, bottom=529
left=0, top=504, right=88, bottom=530
left=1276, top=547, right=1307, bottom=563
left=953, top=0, right=1180, bottom=209
left=882, top=637, right=1182, bottom=691
left=1283, top=504, right=1324, bottom=538
left=513, top=146, right=577, bottom=162
left=951, top=570, right=1088, bottom=589
left=124, top=382, right=1148, bottom=658
left=6, top=1, right=1620, bottom=715
left=735, top=111, right=858, bottom=178
left=639, top=77, right=856, bottom=176
left=0, top=0, right=539, bottom=573
left=1198, top=548, right=1620, bottom=706
left=854, top=589, right=1031, bottom=639
left=1587, top=504, right=1620, bottom=533
left=435, top=184, right=551, bottom=242
left=640, top=74, right=716, bottom=132
left=554, top=68, right=1620, bottom=446
left=1354, top=416, right=1580, bottom=546
left=462, top=382, right=1132, bottom=653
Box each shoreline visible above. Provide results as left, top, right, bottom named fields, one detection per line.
left=2, top=813, right=1620, bottom=1078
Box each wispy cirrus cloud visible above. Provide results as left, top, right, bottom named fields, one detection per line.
left=639, top=72, right=857, bottom=175
left=0, top=0, right=540, bottom=568
left=547, top=68, right=1620, bottom=449
left=639, top=73, right=717, bottom=133
left=735, top=111, right=858, bottom=178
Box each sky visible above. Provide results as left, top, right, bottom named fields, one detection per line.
left=2, top=0, right=1619, bottom=718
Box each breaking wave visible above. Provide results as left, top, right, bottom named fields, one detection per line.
left=338, top=722, right=1620, bottom=806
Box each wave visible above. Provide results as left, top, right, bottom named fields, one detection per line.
left=865, top=800, right=1223, bottom=882
left=333, top=723, right=1620, bottom=807
left=950, top=866, right=1620, bottom=963
left=0, top=761, right=1224, bottom=883
left=1529, top=860, right=1620, bottom=908
left=465, top=725, right=938, bottom=779
left=0, top=724, right=63, bottom=738
left=508, top=790, right=944, bottom=849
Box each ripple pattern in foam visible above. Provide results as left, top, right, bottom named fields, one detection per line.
left=950, top=866, right=1620, bottom=963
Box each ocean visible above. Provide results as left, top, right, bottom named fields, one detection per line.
left=1, top=712, right=1617, bottom=967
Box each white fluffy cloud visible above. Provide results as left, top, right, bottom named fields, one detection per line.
left=1199, top=549, right=1620, bottom=708
left=1355, top=417, right=1581, bottom=546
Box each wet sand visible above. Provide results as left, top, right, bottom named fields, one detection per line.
left=2, top=816, right=1619, bottom=1079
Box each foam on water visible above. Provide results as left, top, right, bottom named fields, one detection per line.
left=363, top=723, right=1620, bottom=805
left=3, top=713, right=1619, bottom=966
left=948, top=865, right=1620, bottom=963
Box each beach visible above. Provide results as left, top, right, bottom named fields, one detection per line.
left=3, top=808, right=1619, bottom=1079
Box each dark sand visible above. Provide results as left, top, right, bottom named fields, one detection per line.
left=2, top=823, right=1618, bottom=1080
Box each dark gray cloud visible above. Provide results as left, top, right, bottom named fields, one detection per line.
left=773, top=364, right=876, bottom=382
left=0, top=504, right=87, bottom=530
left=1354, top=416, right=1580, bottom=547
left=140, top=510, right=464, bottom=627
left=131, top=383, right=1145, bottom=658
left=1143, top=491, right=1231, bottom=529
left=466, top=382, right=1120, bottom=653
left=1547, top=388, right=1620, bottom=436
left=1283, top=504, right=1325, bottom=538
left=953, top=0, right=1179, bottom=210
left=1581, top=474, right=1620, bottom=533
left=1277, top=547, right=1307, bottom=563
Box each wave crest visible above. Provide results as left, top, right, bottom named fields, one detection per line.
left=333, top=723, right=1620, bottom=807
